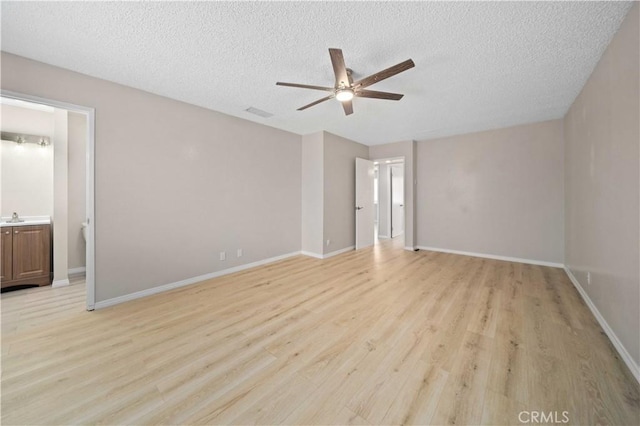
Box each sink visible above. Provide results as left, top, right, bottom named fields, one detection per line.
left=5, top=219, right=25, bottom=223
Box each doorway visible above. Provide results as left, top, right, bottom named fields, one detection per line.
left=372, top=157, right=405, bottom=246
left=390, top=163, right=405, bottom=238
left=1, top=90, right=96, bottom=310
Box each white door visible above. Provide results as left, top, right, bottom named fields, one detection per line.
left=390, top=164, right=405, bottom=238
left=355, top=157, right=375, bottom=249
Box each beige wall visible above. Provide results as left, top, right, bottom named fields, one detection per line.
left=323, top=132, right=369, bottom=255
left=416, top=120, right=565, bottom=264
left=1, top=105, right=54, bottom=217
left=300, top=131, right=368, bottom=256
left=369, top=140, right=417, bottom=249
left=68, top=112, right=86, bottom=270
left=1, top=52, right=301, bottom=302
left=301, top=132, right=324, bottom=256
left=564, top=4, right=639, bottom=367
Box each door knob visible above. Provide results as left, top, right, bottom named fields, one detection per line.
left=356, top=206, right=363, bottom=210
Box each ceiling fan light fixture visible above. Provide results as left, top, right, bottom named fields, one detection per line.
left=335, top=89, right=354, bottom=102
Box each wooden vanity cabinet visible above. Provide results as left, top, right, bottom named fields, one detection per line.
left=1, top=225, right=52, bottom=288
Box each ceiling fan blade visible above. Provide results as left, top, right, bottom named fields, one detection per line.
left=342, top=100, right=353, bottom=116
left=356, top=89, right=404, bottom=100
left=277, top=82, right=334, bottom=92
left=353, top=59, right=415, bottom=89
left=297, top=95, right=334, bottom=111
left=329, top=48, right=350, bottom=88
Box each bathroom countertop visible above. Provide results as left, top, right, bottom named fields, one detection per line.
left=0, top=216, right=51, bottom=228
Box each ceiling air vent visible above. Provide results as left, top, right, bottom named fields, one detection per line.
left=245, top=107, right=273, bottom=118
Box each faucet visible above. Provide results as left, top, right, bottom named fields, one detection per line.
left=8, top=212, right=24, bottom=223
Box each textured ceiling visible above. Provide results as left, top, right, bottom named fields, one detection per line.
left=1, top=1, right=633, bottom=145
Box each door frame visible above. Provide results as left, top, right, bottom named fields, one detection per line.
left=2, top=89, right=96, bottom=311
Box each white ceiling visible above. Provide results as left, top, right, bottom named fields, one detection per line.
left=1, top=1, right=633, bottom=145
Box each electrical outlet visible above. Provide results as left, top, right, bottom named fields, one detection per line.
left=587, top=272, right=591, bottom=285
left=219, top=251, right=226, bottom=261
left=237, top=248, right=243, bottom=258
left=326, top=239, right=331, bottom=246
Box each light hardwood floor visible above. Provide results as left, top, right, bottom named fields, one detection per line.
left=1, top=240, right=638, bottom=425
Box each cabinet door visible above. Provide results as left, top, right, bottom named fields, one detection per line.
left=1, top=228, right=12, bottom=282
left=12, top=225, right=51, bottom=281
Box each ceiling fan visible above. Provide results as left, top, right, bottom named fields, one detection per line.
left=277, top=48, right=415, bottom=116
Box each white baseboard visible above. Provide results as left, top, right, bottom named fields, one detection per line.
left=94, top=251, right=301, bottom=310
left=52, top=278, right=70, bottom=288
left=404, top=246, right=415, bottom=251
left=300, top=250, right=323, bottom=259
left=564, top=267, right=639, bottom=383
left=68, top=267, right=86, bottom=276
left=301, top=246, right=355, bottom=260
left=415, top=246, right=563, bottom=268
left=378, top=235, right=390, bottom=239
left=323, top=246, right=355, bottom=259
